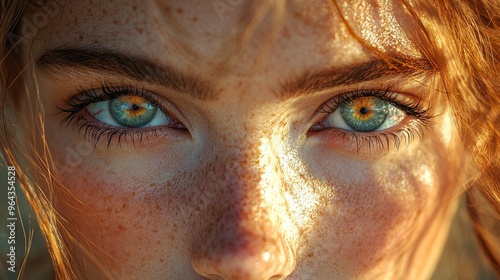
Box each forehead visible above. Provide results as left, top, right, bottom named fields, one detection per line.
left=33, top=0, right=421, bottom=76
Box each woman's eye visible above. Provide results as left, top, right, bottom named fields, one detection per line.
left=86, top=95, right=180, bottom=128
left=320, top=96, right=406, bottom=132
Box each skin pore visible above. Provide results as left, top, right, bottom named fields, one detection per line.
left=18, top=0, right=462, bottom=279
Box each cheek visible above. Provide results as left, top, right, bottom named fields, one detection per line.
left=43, top=122, right=198, bottom=275
left=304, top=178, right=422, bottom=276
left=51, top=162, right=213, bottom=279
left=301, top=144, right=454, bottom=277
left=52, top=165, right=187, bottom=273
left=327, top=170, right=427, bottom=261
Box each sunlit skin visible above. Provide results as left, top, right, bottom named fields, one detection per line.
left=18, top=0, right=462, bottom=279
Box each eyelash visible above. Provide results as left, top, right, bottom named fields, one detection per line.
left=57, top=84, right=178, bottom=147
left=59, top=85, right=434, bottom=152
left=311, top=88, right=434, bottom=152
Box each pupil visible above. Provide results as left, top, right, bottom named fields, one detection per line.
left=131, top=104, right=140, bottom=110
left=360, top=107, right=368, bottom=114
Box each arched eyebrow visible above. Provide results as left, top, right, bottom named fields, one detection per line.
left=37, top=48, right=435, bottom=101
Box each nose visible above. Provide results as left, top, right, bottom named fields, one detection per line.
left=192, top=225, right=295, bottom=280
left=190, top=147, right=296, bottom=279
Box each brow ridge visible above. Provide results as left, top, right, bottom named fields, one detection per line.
left=280, top=57, right=435, bottom=99
left=36, top=47, right=217, bottom=101
left=37, top=47, right=434, bottom=101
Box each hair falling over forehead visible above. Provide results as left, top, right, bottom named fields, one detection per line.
left=0, top=0, right=499, bottom=279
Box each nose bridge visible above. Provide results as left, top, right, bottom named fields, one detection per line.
left=205, top=129, right=282, bottom=206
left=190, top=134, right=296, bottom=279
left=209, top=131, right=286, bottom=221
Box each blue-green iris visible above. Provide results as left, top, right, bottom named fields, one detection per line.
left=109, top=97, right=157, bottom=128
left=340, top=98, right=389, bottom=132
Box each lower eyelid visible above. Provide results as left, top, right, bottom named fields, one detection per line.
left=68, top=112, right=189, bottom=148
left=308, top=118, right=425, bottom=153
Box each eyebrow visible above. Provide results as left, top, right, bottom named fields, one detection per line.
left=37, top=48, right=435, bottom=101
left=280, top=57, right=435, bottom=99
left=37, top=48, right=217, bottom=100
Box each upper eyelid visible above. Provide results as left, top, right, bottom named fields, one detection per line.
left=308, top=88, right=431, bottom=127
left=313, top=88, right=392, bottom=115
left=68, top=85, right=167, bottom=110
left=60, top=85, right=186, bottom=125
left=316, top=88, right=422, bottom=113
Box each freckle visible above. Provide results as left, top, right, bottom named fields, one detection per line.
left=160, top=258, right=164, bottom=263
left=282, top=27, right=291, bottom=39
left=136, top=27, right=144, bottom=34
left=192, top=16, right=198, bottom=22
left=113, top=19, right=119, bottom=25
left=102, top=9, right=107, bottom=16
left=162, top=6, right=171, bottom=14
left=175, top=7, right=183, bottom=14
left=132, top=4, right=138, bottom=11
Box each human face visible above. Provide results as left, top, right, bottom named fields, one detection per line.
left=21, top=0, right=460, bottom=279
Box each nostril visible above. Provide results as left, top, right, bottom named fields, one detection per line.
left=192, top=248, right=295, bottom=280
left=192, top=237, right=296, bottom=280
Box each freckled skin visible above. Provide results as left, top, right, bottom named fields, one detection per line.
left=21, top=0, right=461, bottom=279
